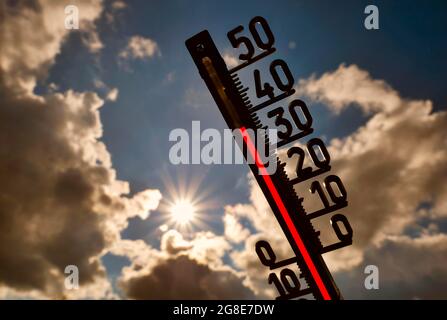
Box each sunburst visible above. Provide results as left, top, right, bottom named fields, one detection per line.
left=158, top=169, right=217, bottom=233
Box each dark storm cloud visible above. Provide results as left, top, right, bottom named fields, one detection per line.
left=0, top=86, right=107, bottom=295
left=224, top=64, right=447, bottom=299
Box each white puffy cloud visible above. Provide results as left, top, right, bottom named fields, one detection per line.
left=111, top=0, right=127, bottom=10
left=223, top=209, right=251, bottom=244
left=184, top=87, right=213, bottom=109
left=337, top=234, right=447, bottom=299
left=0, top=0, right=161, bottom=298
left=223, top=52, right=239, bottom=68
left=0, top=0, right=103, bottom=94
left=114, top=230, right=255, bottom=299
left=94, top=79, right=119, bottom=102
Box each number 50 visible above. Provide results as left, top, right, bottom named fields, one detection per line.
left=227, top=16, right=275, bottom=61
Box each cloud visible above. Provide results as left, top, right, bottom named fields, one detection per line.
left=119, top=36, right=160, bottom=60
left=0, top=0, right=161, bottom=298
left=93, top=78, right=119, bottom=101
left=223, top=52, right=239, bottom=68
left=294, top=64, right=447, bottom=269
left=3, top=0, right=446, bottom=301
left=114, top=231, right=255, bottom=299
left=122, top=255, right=255, bottom=299
left=337, top=234, right=447, bottom=299
left=106, top=87, right=119, bottom=101
left=0, top=0, right=246, bottom=300
left=105, top=0, right=127, bottom=25
left=223, top=209, right=251, bottom=244
left=163, top=71, right=175, bottom=85
left=225, top=63, right=447, bottom=299
left=184, top=87, right=213, bottom=109
left=80, top=22, right=104, bottom=53
left=94, top=79, right=119, bottom=102
left=111, top=0, right=127, bottom=10
left=0, top=0, right=103, bottom=94
left=223, top=179, right=296, bottom=298
left=295, top=64, right=401, bottom=114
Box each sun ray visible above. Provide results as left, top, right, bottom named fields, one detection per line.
left=157, top=168, right=219, bottom=234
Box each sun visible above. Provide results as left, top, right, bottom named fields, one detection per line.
left=169, top=199, right=197, bottom=225
left=158, top=169, right=219, bottom=233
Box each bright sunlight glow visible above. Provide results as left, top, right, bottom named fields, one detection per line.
left=170, top=200, right=197, bottom=225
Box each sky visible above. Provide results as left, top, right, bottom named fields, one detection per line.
left=1, top=0, right=447, bottom=299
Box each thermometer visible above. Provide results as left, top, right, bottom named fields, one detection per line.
left=185, top=17, right=353, bottom=300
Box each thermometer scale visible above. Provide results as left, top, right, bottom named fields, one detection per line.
left=186, top=16, right=353, bottom=300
